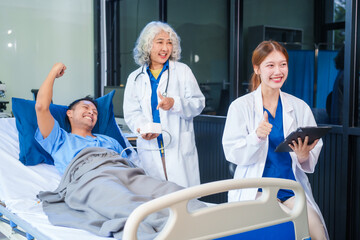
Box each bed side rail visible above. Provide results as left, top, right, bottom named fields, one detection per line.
left=0, top=203, right=48, bottom=240
left=123, top=178, right=310, bottom=240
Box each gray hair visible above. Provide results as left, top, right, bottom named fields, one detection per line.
left=133, top=21, right=181, bottom=66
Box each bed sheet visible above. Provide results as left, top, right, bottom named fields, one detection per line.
left=0, top=118, right=116, bottom=240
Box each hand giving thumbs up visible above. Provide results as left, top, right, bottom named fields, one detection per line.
left=157, top=91, right=174, bottom=111
left=256, top=111, right=273, bottom=139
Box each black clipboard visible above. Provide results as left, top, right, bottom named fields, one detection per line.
left=275, top=126, right=331, bottom=152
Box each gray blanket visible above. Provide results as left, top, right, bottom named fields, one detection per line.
left=37, top=147, right=204, bottom=239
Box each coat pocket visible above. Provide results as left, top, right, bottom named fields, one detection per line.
left=180, top=131, right=196, bottom=158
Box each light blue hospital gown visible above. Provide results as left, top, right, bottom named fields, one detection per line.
left=35, top=120, right=126, bottom=175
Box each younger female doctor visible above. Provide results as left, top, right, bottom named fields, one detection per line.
left=222, top=40, right=328, bottom=239
left=123, top=21, right=205, bottom=188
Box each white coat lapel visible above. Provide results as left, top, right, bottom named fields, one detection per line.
left=138, top=69, right=153, bottom=118
left=157, top=61, right=174, bottom=97
left=280, top=91, right=296, bottom=136
left=158, top=67, right=169, bottom=95
left=169, top=60, right=175, bottom=71
left=254, top=85, right=265, bottom=125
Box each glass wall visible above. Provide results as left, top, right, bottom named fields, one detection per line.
left=325, top=0, right=346, bottom=23
left=242, top=0, right=347, bottom=125
left=0, top=0, right=94, bottom=112
left=167, top=0, right=230, bottom=115
left=117, top=0, right=159, bottom=86
left=357, top=1, right=360, bottom=126
left=322, top=0, right=345, bottom=125
left=243, top=0, right=315, bottom=83
left=112, top=0, right=230, bottom=116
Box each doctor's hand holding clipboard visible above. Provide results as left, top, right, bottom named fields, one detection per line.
left=256, top=110, right=329, bottom=162
left=275, top=126, right=331, bottom=155
left=287, top=135, right=320, bottom=163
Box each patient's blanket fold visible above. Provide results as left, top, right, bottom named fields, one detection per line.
left=37, top=147, right=186, bottom=239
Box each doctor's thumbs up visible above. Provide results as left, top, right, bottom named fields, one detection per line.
left=263, top=111, right=269, bottom=122
left=157, top=91, right=174, bottom=111
left=256, top=111, right=273, bottom=139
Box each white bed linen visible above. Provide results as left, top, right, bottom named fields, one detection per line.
left=0, top=118, right=115, bottom=240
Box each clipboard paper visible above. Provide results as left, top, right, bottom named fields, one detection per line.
left=275, top=126, right=331, bottom=152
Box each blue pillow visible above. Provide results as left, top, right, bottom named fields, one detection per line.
left=12, top=90, right=131, bottom=166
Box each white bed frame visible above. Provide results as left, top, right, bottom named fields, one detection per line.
left=1, top=178, right=310, bottom=240
left=123, top=178, right=310, bottom=240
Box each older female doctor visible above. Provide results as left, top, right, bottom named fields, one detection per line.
left=222, top=41, right=328, bottom=239
left=123, top=21, right=205, bottom=188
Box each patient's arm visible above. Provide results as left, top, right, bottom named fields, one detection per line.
left=35, top=63, right=66, bottom=138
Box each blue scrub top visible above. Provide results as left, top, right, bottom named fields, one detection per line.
left=146, top=61, right=169, bottom=156
left=262, top=98, right=296, bottom=202
left=35, top=120, right=126, bottom=175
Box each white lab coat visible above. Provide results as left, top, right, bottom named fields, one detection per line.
left=124, top=61, right=205, bottom=188
left=222, top=85, right=328, bottom=239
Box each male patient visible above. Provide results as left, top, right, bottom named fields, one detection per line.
left=35, top=63, right=203, bottom=239
left=34, top=63, right=130, bottom=174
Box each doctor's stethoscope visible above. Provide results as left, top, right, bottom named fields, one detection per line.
left=134, top=65, right=170, bottom=97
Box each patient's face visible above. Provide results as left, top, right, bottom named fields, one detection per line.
left=68, top=100, right=98, bottom=131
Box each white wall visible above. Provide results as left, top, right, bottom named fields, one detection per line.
left=0, top=0, right=94, bottom=113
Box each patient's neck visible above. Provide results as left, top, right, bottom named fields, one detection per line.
left=71, top=128, right=95, bottom=138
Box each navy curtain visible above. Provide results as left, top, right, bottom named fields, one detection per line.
left=282, top=50, right=315, bottom=106
left=283, top=50, right=339, bottom=109
left=316, top=50, right=339, bottom=108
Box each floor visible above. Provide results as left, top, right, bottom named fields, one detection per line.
left=0, top=233, right=7, bottom=239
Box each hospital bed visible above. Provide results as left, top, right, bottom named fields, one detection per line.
left=0, top=118, right=310, bottom=240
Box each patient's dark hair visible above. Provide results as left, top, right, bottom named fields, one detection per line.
left=67, top=96, right=98, bottom=110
